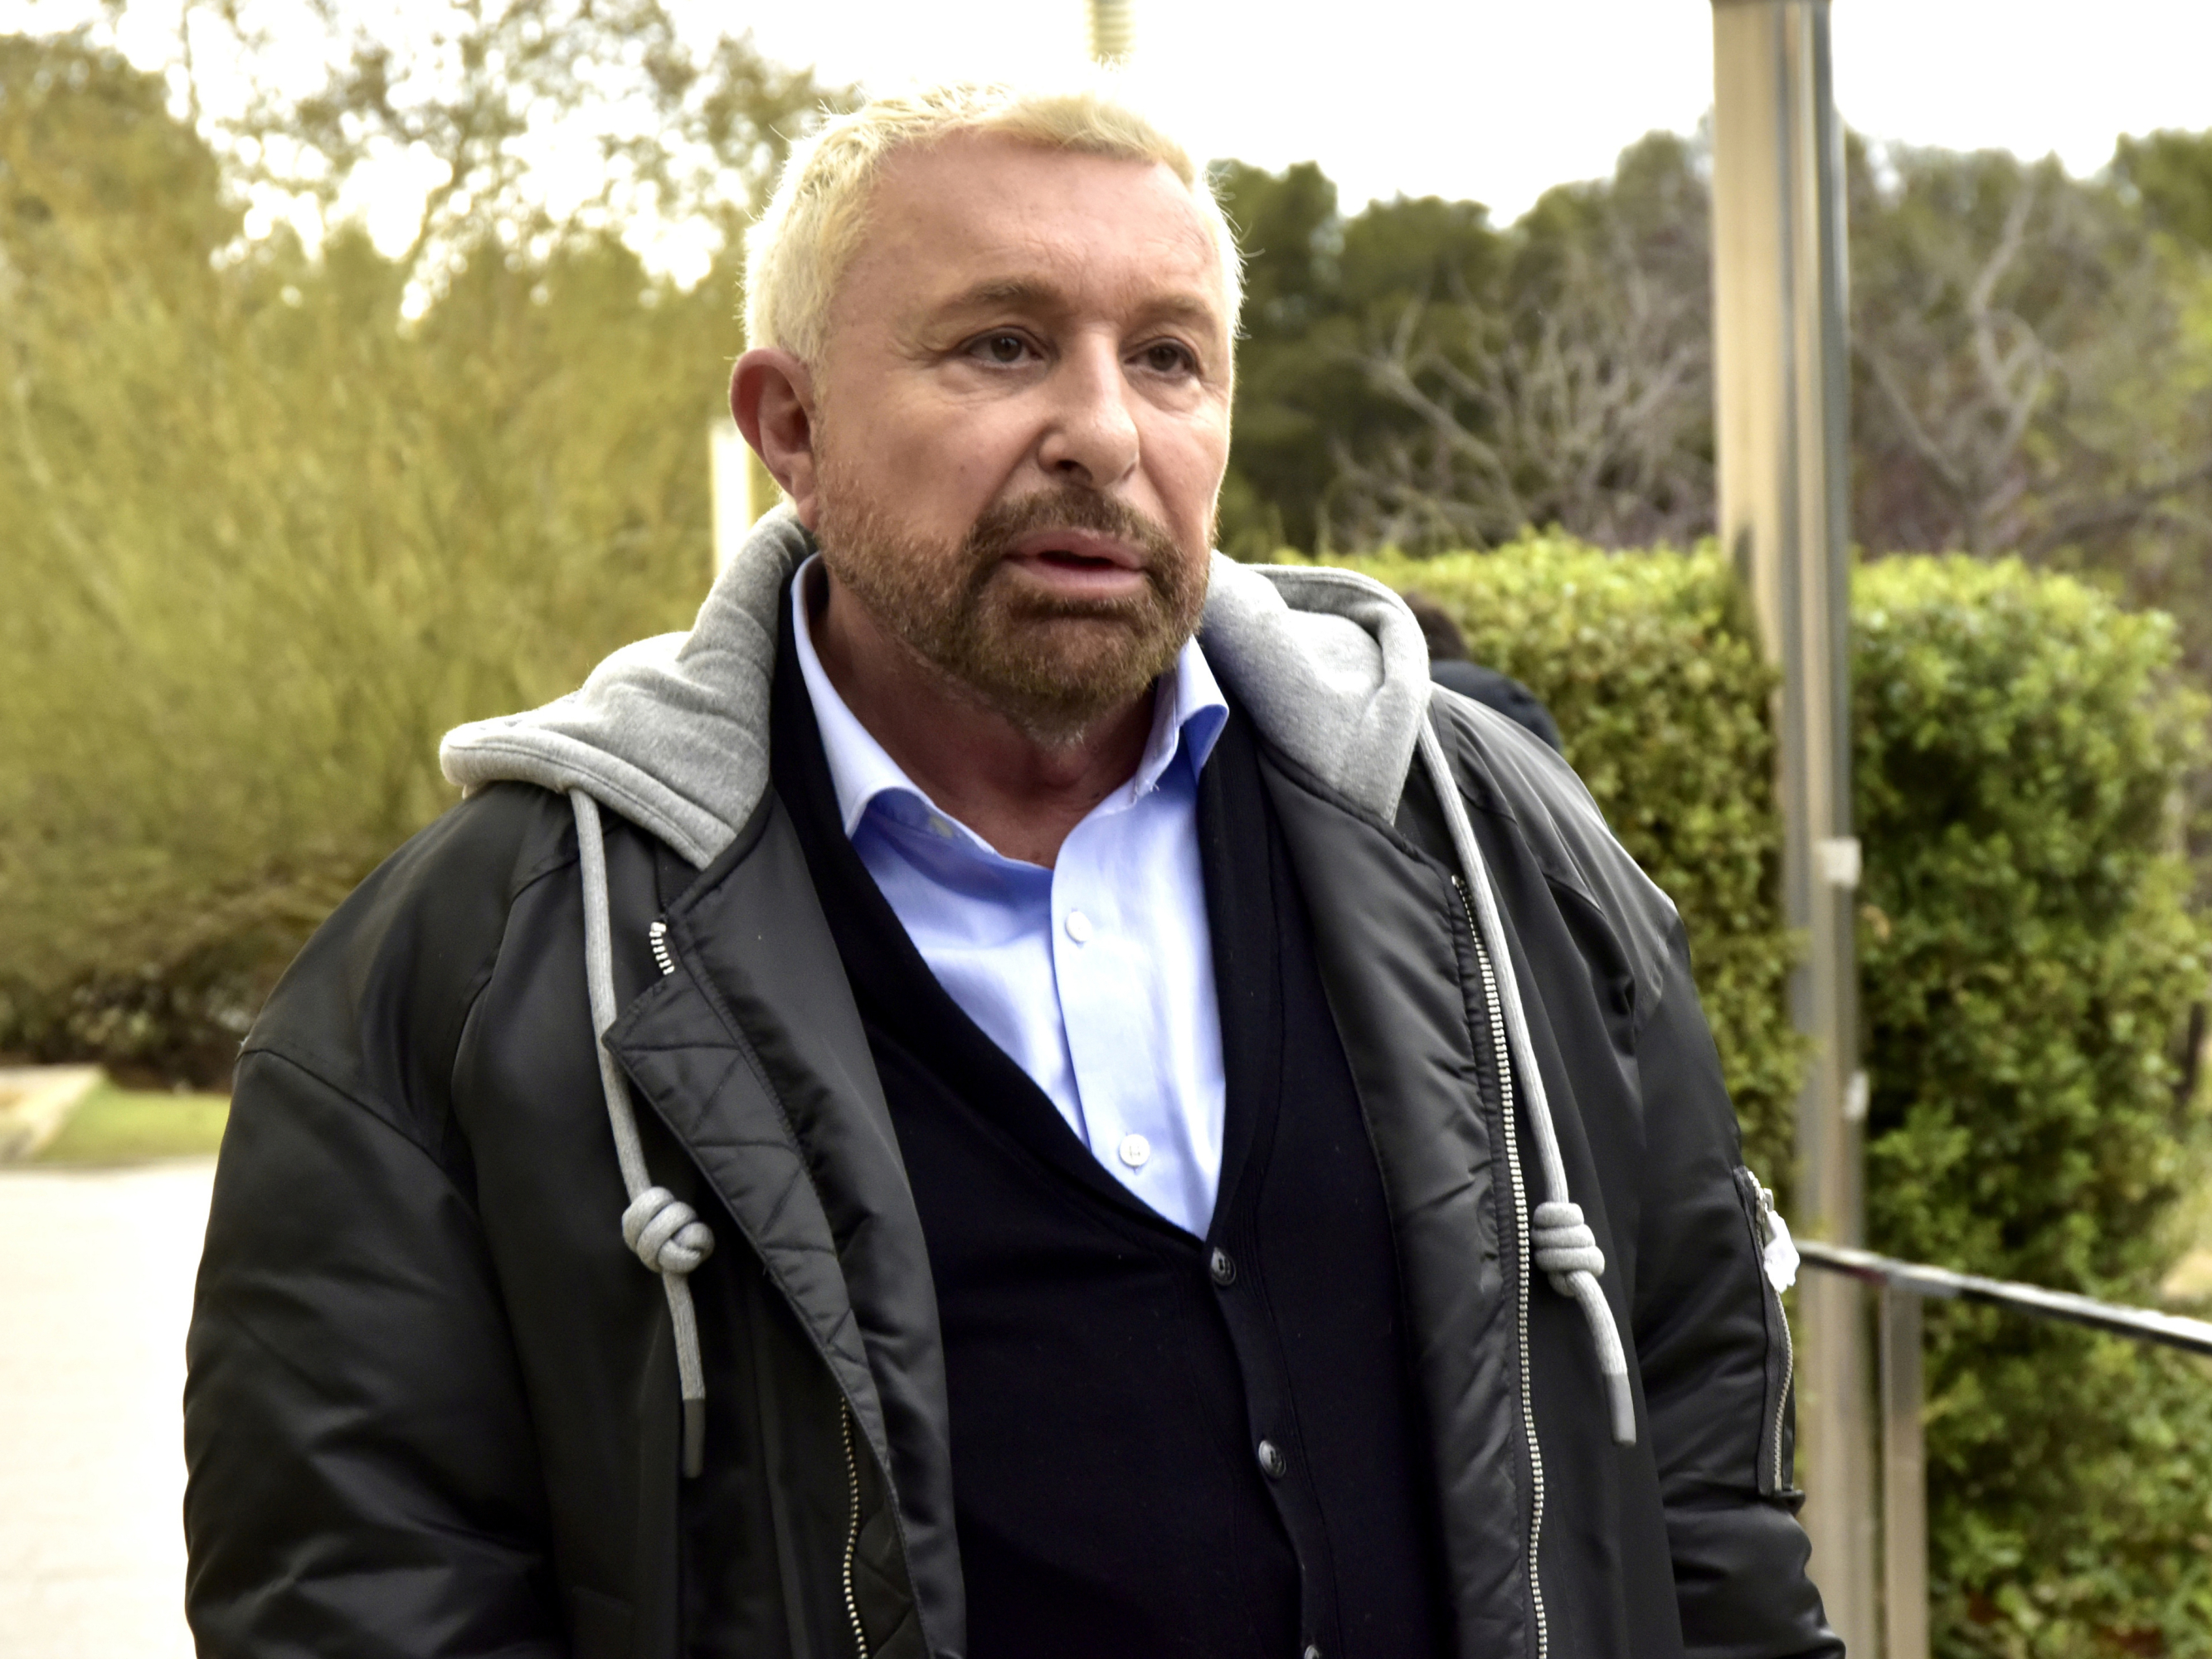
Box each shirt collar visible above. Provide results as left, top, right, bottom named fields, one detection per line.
left=790, top=555, right=1228, bottom=846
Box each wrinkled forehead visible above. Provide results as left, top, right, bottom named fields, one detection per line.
left=830, top=134, right=1231, bottom=345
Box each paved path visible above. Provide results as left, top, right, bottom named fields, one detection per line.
left=0, top=1160, right=211, bottom=1658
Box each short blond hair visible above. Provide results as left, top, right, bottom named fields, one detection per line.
left=745, top=80, right=1244, bottom=366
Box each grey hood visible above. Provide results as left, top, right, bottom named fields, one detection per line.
left=440, top=505, right=1435, bottom=864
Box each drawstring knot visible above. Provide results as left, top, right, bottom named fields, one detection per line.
left=571, top=790, right=714, bottom=1477
left=623, top=1187, right=716, bottom=1274
left=1531, top=1199, right=1605, bottom=1287
left=1416, top=718, right=1637, bottom=1447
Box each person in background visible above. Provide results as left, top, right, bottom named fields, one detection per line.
left=1401, top=587, right=1566, bottom=752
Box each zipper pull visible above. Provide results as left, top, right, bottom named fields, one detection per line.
left=1752, top=1177, right=1799, bottom=1292
left=648, top=919, right=677, bottom=978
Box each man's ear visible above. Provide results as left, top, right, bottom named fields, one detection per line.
left=731, top=348, right=823, bottom=530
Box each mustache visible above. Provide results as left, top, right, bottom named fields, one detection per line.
left=962, top=486, right=1184, bottom=570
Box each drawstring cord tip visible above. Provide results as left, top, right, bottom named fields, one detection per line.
left=683, top=1399, right=707, bottom=1478
left=1606, top=1374, right=1636, bottom=1447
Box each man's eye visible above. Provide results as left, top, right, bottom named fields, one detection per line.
left=1138, top=341, right=1196, bottom=375
left=973, top=333, right=1031, bottom=365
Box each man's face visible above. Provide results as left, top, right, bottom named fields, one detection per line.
left=805, top=133, right=1234, bottom=744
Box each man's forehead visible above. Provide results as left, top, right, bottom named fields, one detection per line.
left=853, top=134, right=1226, bottom=322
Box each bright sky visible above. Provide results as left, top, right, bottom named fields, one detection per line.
left=732, top=0, right=2212, bottom=221
left=9, top=0, right=2212, bottom=247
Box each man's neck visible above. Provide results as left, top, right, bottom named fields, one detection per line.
left=807, top=570, right=1153, bottom=868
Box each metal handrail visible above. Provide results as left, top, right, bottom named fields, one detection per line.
left=1794, top=1238, right=2212, bottom=1659
left=1797, top=1239, right=2212, bottom=1357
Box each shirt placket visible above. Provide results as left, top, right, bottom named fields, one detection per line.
left=1053, top=812, right=1164, bottom=1209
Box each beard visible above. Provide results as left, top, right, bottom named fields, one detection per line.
left=814, top=471, right=1210, bottom=748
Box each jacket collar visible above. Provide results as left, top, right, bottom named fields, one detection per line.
left=440, top=505, right=1432, bottom=864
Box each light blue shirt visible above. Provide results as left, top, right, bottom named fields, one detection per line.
left=791, top=561, right=1231, bottom=1235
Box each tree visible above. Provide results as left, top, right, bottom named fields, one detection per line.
left=1336, top=133, right=1714, bottom=554
left=1849, top=139, right=2212, bottom=680
left=1212, top=159, right=1369, bottom=558
left=158, top=0, right=847, bottom=304
left=1213, top=135, right=1714, bottom=558
left=0, top=22, right=843, bottom=1079
left=2114, top=127, right=2212, bottom=253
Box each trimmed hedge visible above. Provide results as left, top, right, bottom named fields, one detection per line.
left=1855, top=557, right=2212, bottom=1656
left=1340, top=541, right=2212, bottom=1658
left=1855, top=557, right=2208, bottom=1296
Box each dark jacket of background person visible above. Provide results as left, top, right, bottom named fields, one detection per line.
left=184, top=511, right=1838, bottom=1659
left=1403, top=588, right=1568, bottom=753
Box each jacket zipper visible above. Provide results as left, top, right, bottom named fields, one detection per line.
left=653, top=912, right=866, bottom=1651
left=1753, top=1180, right=1796, bottom=1490
left=840, top=1403, right=866, bottom=1657
left=1455, top=875, right=1548, bottom=1659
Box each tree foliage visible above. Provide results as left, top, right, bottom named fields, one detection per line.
left=1213, top=134, right=1713, bottom=558
left=0, top=26, right=841, bottom=1078
left=1849, top=144, right=2212, bottom=654
left=2115, top=128, right=2212, bottom=254
left=158, top=0, right=846, bottom=299
left=1218, top=132, right=2212, bottom=713
left=1211, top=160, right=1508, bottom=557
left=1853, top=557, right=2212, bottom=1657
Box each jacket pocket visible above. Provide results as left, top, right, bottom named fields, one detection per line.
left=1731, top=1165, right=1798, bottom=1496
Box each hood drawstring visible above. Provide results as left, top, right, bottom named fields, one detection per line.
left=569, top=732, right=1626, bottom=1464
left=571, top=790, right=716, bottom=1477
left=1416, top=722, right=1636, bottom=1446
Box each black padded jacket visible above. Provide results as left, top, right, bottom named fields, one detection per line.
left=184, top=517, right=1840, bottom=1659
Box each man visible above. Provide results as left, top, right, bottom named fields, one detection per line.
left=185, top=82, right=1837, bottom=1659
left=1399, top=589, right=1566, bottom=754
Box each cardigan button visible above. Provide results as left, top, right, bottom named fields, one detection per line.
left=1257, top=1438, right=1287, bottom=1480
left=1208, top=1248, right=1237, bottom=1287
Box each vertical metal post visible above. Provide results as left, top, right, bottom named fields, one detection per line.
left=1087, top=0, right=1133, bottom=64
left=1879, top=1287, right=1929, bottom=1659
left=1709, top=1, right=1875, bottom=1650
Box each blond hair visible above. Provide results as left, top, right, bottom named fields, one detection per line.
left=745, top=80, right=1244, bottom=365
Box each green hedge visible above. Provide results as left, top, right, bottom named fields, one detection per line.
left=1340, top=542, right=2212, bottom=1657
left=1855, top=557, right=2212, bottom=1656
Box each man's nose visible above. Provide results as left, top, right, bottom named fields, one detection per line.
left=1035, top=338, right=1140, bottom=489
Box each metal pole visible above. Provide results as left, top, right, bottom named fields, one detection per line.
left=1879, top=1287, right=1929, bottom=1659
left=1709, top=2, right=1875, bottom=1650
left=1087, top=0, right=1133, bottom=65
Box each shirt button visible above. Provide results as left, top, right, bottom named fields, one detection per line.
left=1257, top=1438, right=1287, bottom=1480
left=1208, top=1248, right=1237, bottom=1287
left=1064, top=909, right=1094, bottom=944
left=1116, top=1132, right=1151, bottom=1169
left=928, top=815, right=956, bottom=839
